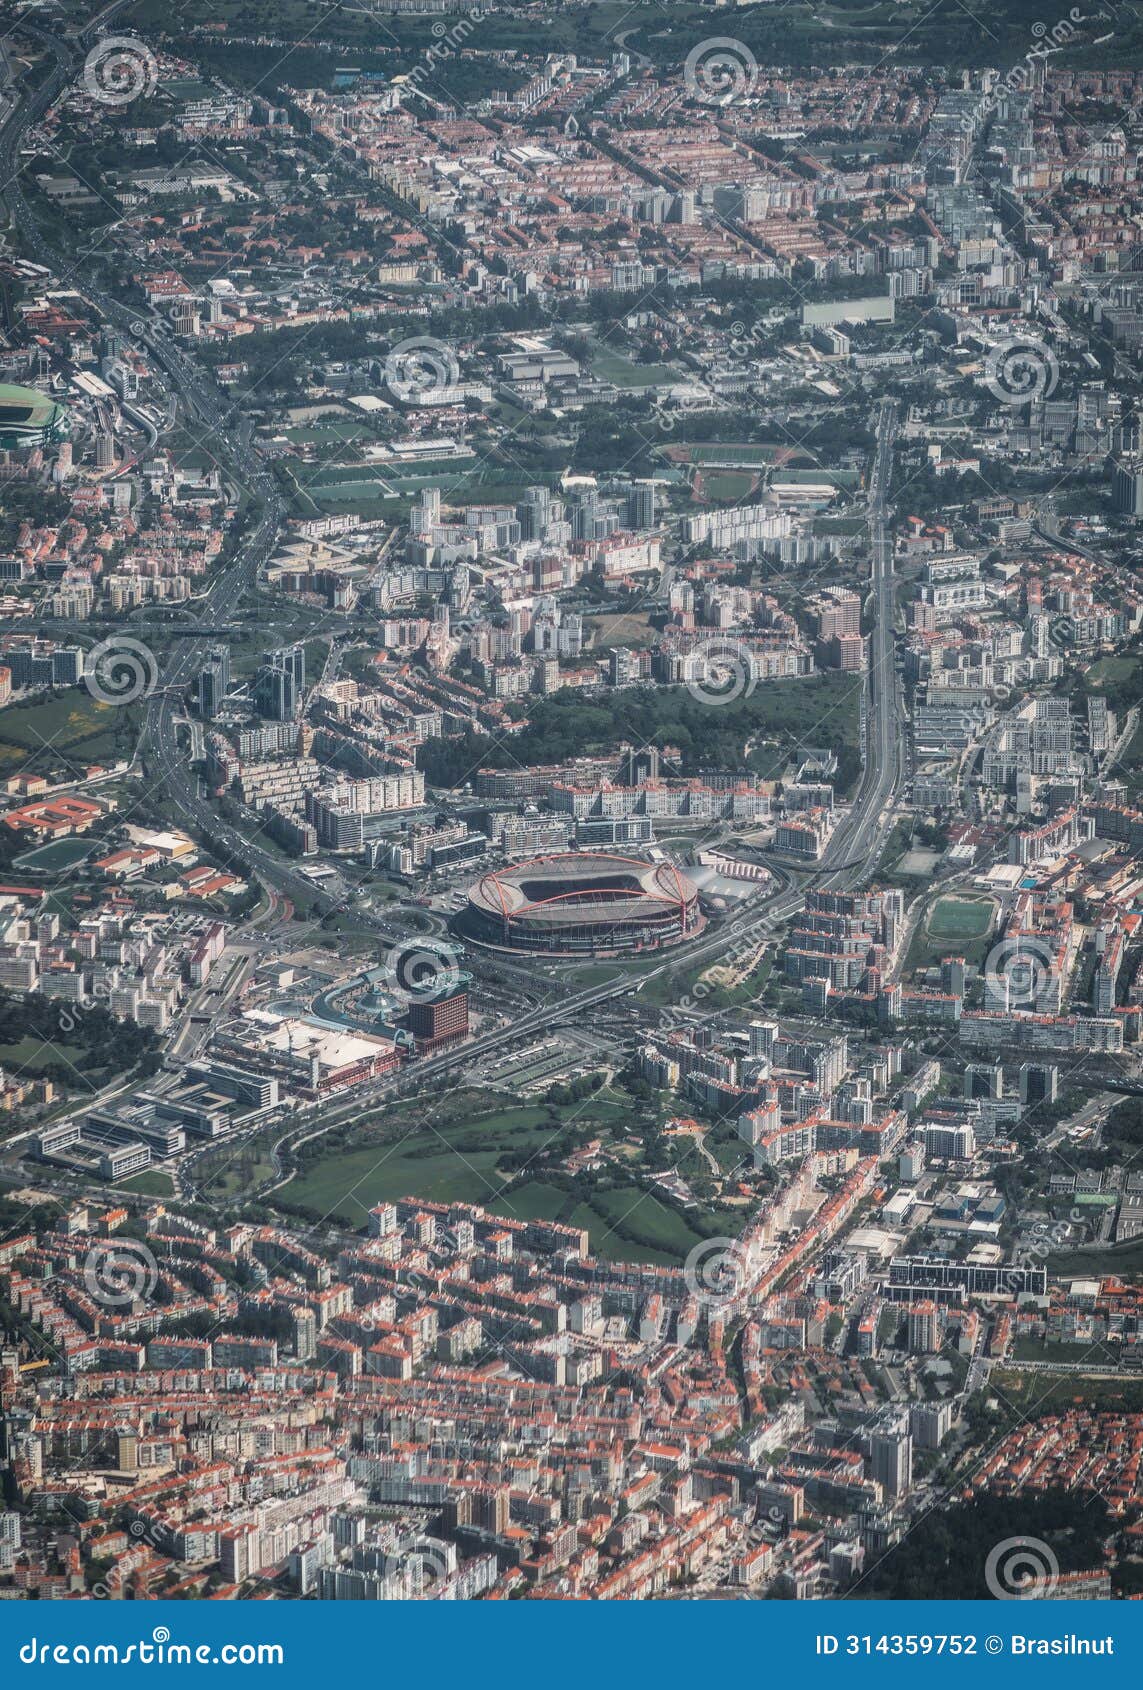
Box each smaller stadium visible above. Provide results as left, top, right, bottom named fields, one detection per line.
left=465, top=852, right=704, bottom=955
left=0, top=384, right=69, bottom=450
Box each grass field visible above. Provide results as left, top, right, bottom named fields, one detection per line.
left=703, top=470, right=758, bottom=503
left=567, top=1186, right=715, bottom=1265
left=1009, top=1337, right=1109, bottom=1364
left=663, top=444, right=794, bottom=468
left=906, top=892, right=996, bottom=972
left=279, top=421, right=377, bottom=445
left=0, top=692, right=141, bottom=777
left=1086, top=654, right=1140, bottom=691
left=585, top=610, right=659, bottom=650
left=490, top=1181, right=571, bottom=1226
left=590, top=349, right=677, bottom=389
left=927, top=895, right=995, bottom=942
left=639, top=946, right=771, bottom=1010
left=0, top=1036, right=87, bottom=1075
left=13, top=838, right=95, bottom=873
left=293, top=461, right=528, bottom=515
left=278, top=1106, right=556, bottom=1225
left=118, top=1170, right=176, bottom=1197
left=990, top=1369, right=1143, bottom=1419
left=272, top=1086, right=737, bottom=1263
left=1118, top=710, right=1143, bottom=798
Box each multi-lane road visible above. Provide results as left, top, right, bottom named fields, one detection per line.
left=819, top=398, right=905, bottom=886
left=0, top=13, right=297, bottom=896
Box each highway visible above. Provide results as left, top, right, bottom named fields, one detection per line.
left=0, top=14, right=294, bottom=896
left=820, top=398, right=905, bottom=888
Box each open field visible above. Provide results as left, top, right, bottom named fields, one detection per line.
left=474, top=1174, right=736, bottom=1266
left=293, top=460, right=529, bottom=515
left=590, top=349, right=677, bottom=389
left=0, top=1035, right=87, bottom=1075
left=277, top=1104, right=556, bottom=1225
left=1009, top=1337, right=1110, bottom=1364
left=118, top=1171, right=176, bottom=1197
left=13, top=838, right=95, bottom=873
left=702, top=470, right=758, bottom=503
left=0, top=692, right=141, bottom=777
left=638, top=944, right=771, bottom=1010
left=1047, top=1236, right=1143, bottom=1278
left=990, top=1368, right=1143, bottom=1418
left=1119, top=710, right=1143, bottom=798
left=585, top=611, right=659, bottom=650
left=1086, top=654, right=1141, bottom=690
left=567, top=1186, right=722, bottom=1265
left=270, top=1086, right=738, bottom=1262
left=926, top=896, right=994, bottom=941
left=906, top=894, right=996, bottom=972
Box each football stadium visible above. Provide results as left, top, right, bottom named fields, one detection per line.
left=464, top=852, right=704, bottom=955
left=0, top=383, right=69, bottom=449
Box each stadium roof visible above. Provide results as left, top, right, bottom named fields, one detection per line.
left=0, top=383, right=68, bottom=445
left=0, top=383, right=62, bottom=424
